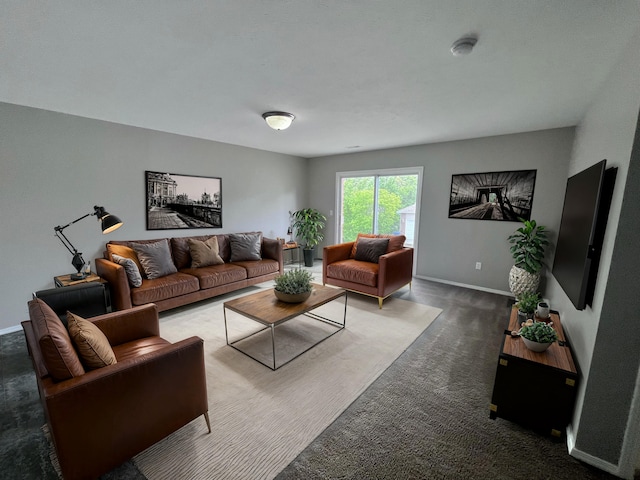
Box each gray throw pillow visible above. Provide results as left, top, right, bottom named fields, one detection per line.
left=131, top=240, right=178, bottom=279
left=354, top=237, right=390, bottom=264
left=111, top=253, right=143, bottom=287
left=229, top=233, right=262, bottom=262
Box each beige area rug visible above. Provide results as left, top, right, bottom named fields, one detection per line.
left=133, top=287, right=442, bottom=480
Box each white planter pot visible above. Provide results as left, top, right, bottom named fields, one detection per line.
left=509, top=265, right=540, bottom=300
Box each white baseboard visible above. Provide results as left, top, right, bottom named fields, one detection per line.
left=0, top=324, right=23, bottom=336
left=566, top=424, right=630, bottom=479
left=414, top=274, right=513, bottom=298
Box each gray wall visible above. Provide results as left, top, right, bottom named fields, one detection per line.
left=546, top=27, right=640, bottom=477
left=309, top=128, right=574, bottom=294
left=0, top=103, right=307, bottom=331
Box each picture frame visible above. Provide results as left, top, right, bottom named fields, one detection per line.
left=146, top=171, right=222, bottom=230
left=448, top=169, right=536, bottom=222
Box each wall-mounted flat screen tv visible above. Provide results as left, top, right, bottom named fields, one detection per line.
left=552, top=159, right=616, bottom=310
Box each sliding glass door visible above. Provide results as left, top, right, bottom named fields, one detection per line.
left=337, top=167, right=422, bottom=248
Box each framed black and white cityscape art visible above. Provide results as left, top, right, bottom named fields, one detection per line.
left=448, top=169, right=537, bottom=222
left=146, top=171, right=222, bottom=230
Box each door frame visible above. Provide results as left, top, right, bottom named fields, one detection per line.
left=335, top=166, right=423, bottom=274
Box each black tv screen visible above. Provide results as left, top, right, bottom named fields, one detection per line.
left=552, top=159, right=616, bottom=310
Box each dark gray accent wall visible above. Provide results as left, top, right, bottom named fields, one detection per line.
left=574, top=111, right=640, bottom=463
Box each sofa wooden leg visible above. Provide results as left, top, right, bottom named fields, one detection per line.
left=204, top=412, right=211, bottom=434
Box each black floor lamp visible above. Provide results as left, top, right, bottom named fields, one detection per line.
left=54, top=205, right=123, bottom=280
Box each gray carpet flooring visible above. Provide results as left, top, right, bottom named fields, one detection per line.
left=0, top=278, right=623, bottom=479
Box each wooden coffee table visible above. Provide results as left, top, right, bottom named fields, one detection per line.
left=223, top=284, right=347, bottom=370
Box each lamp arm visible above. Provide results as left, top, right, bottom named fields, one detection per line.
left=54, top=211, right=94, bottom=232
left=54, top=229, right=80, bottom=256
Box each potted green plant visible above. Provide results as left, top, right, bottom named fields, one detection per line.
left=507, top=218, right=549, bottom=299
left=291, top=208, right=327, bottom=267
left=515, top=291, right=540, bottom=322
left=273, top=268, right=314, bottom=303
left=519, top=321, right=558, bottom=352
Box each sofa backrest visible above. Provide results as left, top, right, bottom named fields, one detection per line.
left=28, top=298, right=86, bottom=381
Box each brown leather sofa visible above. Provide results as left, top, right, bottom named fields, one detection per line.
left=23, top=299, right=209, bottom=480
left=96, top=232, right=283, bottom=312
left=323, top=234, right=413, bottom=308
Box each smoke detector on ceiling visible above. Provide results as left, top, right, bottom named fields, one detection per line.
left=450, top=36, right=478, bottom=56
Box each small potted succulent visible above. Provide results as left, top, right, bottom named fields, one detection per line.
left=519, top=321, right=558, bottom=352
left=515, top=291, right=540, bottom=322
left=273, top=268, right=314, bottom=303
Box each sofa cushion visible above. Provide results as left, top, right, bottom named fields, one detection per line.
left=170, top=235, right=213, bottom=270
left=188, top=236, right=224, bottom=268
left=111, top=254, right=143, bottom=287
left=326, top=259, right=379, bottom=287
left=232, top=259, right=280, bottom=279
left=130, top=273, right=200, bottom=306
left=131, top=239, right=178, bottom=279
left=67, top=312, right=117, bottom=370
left=354, top=237, right=390, bottom=264
left=229, top=232, right=262, bottom=262
left=112, top=336, right=171, bottom=363
left=28, top=299, right=85, bottom=381
left=350, top=233, right=406, bottom=258
left=181, top=264, right=247, bottom=290
left=107, top=244, right=144, bottom=274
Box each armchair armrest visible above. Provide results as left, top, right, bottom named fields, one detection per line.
left=323, top=242, right=355, bottom=284
left=95, top=257, right=132, bottom=311
left=42, top=336, right=207, bottom=479
left=378, top=247, right=414, bottom=297
left=90, top=303, right=160, bottom=346
left=262, top=237, right=284, bottom=272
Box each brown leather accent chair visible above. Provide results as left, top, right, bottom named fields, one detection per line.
left=22, top=299, right=209, bottom=480
left=323, top=234, right=413, bottom=308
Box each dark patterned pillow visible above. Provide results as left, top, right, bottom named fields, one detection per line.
left=131, top=239, right=177, bottom=279
left=229, top=233, right=262, bottom=262
left=354, top=237, right=390, bottom=264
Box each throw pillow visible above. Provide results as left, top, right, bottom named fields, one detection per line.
left=229, top=233, right=262, bottom=262
left=350, top=233, right=406, bottom=258
left=67, top=312, right=117, bottom=370
left=131, top=239, right=178, bottom=279
left=107, top=244, right=144, bottom=274
left=111, top=253, right=143, bottom=287
left=188, top=236, right=224, bottom=268
left=354, top=237, right=390, bottom=264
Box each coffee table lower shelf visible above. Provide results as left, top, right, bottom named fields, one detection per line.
left=223, top=285, right=347, bottom=370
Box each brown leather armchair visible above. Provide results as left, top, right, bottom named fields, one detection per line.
left=22, top=299, right=209, bottom=480
left=323, top=234, right=413, bottom=308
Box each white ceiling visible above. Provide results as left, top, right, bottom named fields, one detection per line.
left=2, top=1, right=639, bottom=158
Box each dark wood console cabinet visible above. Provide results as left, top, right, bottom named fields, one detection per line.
left=489, top=308, right=578, bottom=438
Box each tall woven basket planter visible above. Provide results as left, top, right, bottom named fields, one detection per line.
left=509, top=265, right=540, bottom=300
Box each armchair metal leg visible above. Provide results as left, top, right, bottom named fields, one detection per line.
left=378, top=297, right=383, bottom=309
left=204, top=412, right=211, bottom=434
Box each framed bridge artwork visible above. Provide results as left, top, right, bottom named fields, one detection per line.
left=146, top=171, right=222, bottom=230
left=448, top=169, right=537, bottom=222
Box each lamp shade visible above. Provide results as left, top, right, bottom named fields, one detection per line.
left=262, top=112, right=295, bottom=130
left=94, top=206, right=123, bottom=234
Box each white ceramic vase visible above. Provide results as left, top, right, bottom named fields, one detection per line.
left=508, top=265, right=541, bottom=300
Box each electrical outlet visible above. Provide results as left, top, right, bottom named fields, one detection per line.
left=475, top=262, right=482, bottom=270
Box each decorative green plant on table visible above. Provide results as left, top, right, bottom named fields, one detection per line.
left=516, top=291, right=540, bottom=315
left=291, top=208, right=327, bottom=250
left=519, top=321, right=558, bottom=344
left=274, top=268, right=313, bottom=295
left=508, top=218, right=549, bottom=274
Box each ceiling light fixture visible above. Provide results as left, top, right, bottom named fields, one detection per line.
left=262, top=111, right=295, bottom=130
left=450, top=36, right=478, bottom=56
